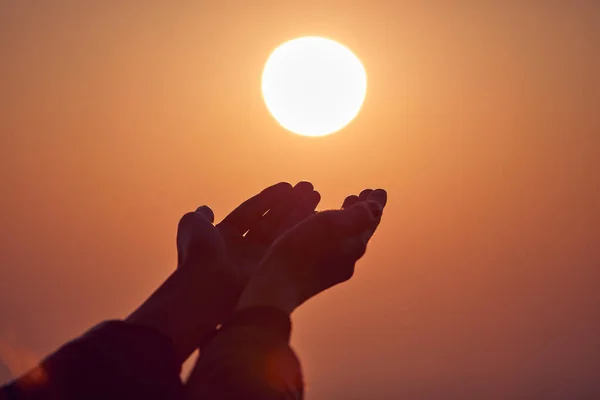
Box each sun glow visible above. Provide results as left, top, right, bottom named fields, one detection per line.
left=262, top=36, right=367, bottom=137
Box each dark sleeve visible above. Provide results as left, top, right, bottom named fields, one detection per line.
left=0, top=321, right=183, bottom=400
left=184, top=306, right=304, bottom=400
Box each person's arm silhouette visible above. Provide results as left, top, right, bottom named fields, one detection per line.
left=1, top=182, right=320, bottom=400
left=1, top=184, right=387, bottom=400
left=126, top=181, right=320, bottom=362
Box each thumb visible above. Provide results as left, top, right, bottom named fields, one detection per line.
left=338, top=201, right=382, bottom=236
left=194, top=205, right=215, bottom=224
left=176, top=207, right=219, bottom=267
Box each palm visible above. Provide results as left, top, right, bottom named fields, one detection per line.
left=215, top=227, right=263, bottom=276
left=241, top=188, right=387, bottom=311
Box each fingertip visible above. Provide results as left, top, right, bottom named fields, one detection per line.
left=261, top=181, right=295, bottom=201
left=342, top=195, right=359, bottom=209
left=358, top=189, right=373, bottom=202
left=294, top=181, right=314, bottom=192
left=258, top=181, right=294, bottom=201
left=195, top=205, right=215, bottom=223
left=368, top=189, right=388, bottom=208
left=270, top=182, right=293, bottom=192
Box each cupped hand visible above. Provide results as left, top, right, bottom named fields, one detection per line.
left=176, top=181, right=321, bottom=285
left=237, top=189, right=387, bottom=314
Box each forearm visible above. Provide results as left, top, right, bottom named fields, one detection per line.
left=126, top=262, right=242, bottom=363
left=1, top=321, right=182, bottom=400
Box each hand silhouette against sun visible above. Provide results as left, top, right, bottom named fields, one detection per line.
left=237, top=188, right=387, bottom=314
left=176, top=181, right=321, bottom=285
left=127, top=182, right=321, bottom=361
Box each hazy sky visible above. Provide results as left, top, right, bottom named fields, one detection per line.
left=1, top=2, right=599, bottom=398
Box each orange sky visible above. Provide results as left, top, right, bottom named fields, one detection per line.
left=1, top=2, right=599, bottom=398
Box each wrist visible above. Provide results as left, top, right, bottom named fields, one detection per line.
left=235, top=262, right=299, bottom=315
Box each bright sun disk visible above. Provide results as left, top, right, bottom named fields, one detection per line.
left=261, top=36, right=367, bottom=137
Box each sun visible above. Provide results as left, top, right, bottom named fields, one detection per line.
left=261, top=36, right=367, bottom=137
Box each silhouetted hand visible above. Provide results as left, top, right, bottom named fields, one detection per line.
left=127, top=182, right=320, bottom=362
left=176, top=181, right=321, bottom=283
left=237, top=189, right=387, bottom=314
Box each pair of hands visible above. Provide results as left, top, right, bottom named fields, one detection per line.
left=176, top=182, right=387, bottom=314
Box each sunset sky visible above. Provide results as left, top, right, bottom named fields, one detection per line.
left=1, top=2, right=599, bottom=398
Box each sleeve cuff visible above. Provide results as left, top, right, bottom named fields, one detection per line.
left=200, top=306, right=291, bottom=349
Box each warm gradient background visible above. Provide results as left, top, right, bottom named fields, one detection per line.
left=1, top=2, right=599, bottom=398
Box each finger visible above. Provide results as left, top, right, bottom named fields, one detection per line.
left=338, top=201, right=382, bottom=235
left=361, top=199, right=385, bottom=242
left=342, top=195, right=359, bottom=209
left=195, top=205, right=215, bottom=224
left=358, top=189, right=373, bottom=202
left=367, top=189, right=388, bottom=209
left=219, top=182, right=293, bottom=234
left=246, top=181, right=314, bottom=244
left=176, top=211, right=218, bottom=266
left=290, top=181, right=314, bottom=194
left=277, top=190, right=321, bottom=235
